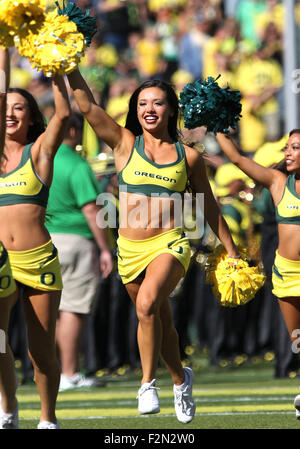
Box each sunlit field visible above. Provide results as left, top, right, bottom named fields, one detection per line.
left=15, top=352, right=300, bottom=431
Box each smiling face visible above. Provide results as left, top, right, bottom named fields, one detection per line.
left=6, top=92, right=33, bottom=141
left=284, top=132, right=300, bottom=173
left=137, top=87, right=173, bottom=135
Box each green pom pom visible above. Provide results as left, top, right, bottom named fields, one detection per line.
left=56, top=0, right=97, bottom=46
left=179, top=76, right=242, bottom=134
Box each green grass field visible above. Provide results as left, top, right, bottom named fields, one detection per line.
left=15, top=353, right=300, bottom=431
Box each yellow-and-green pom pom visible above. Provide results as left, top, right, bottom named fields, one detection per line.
left=0, top=0, right=46, bottom=47
left=204, top=246, right=266, bottom=307
left=17, top=9, right=86, bottom=77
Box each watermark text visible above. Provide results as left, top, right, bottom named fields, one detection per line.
left=96, top=190, right=205, bottom=239
left=0, top=329, right=5, bottom=354
left=292, top=329, right=300, bottom=354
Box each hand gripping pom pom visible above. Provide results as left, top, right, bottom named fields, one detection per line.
left=17, top=9, right=86, bottom=77
left=0, top=0, right=46, bottom=48
left=56, top=0, right=97, bottom=47
left=201, top=246, right=266, bottom=307
left=179, top=76, right=242, bottom=134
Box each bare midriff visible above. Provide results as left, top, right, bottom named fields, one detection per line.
left=0, top=203, right=50, bottom=251
left=118, top=192, right=183, bottom=240
left=277, top=223, right=300, bottom=260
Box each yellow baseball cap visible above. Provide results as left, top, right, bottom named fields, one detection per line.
left=253, top=135, right=287, bottom=167
left=171, top=69, right=194, bottom=85
left=215, top=163, right=249, bottom=187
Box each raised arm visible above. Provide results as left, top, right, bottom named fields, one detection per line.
left=0, top=48, right=9, bottom=158
left=186, top=147, right=239, bottom=258
left=67, top=68, right=129, bottom=152
left=215, top=132, right=279, bottom=189
left=39, top=75, right=71, bottom=159
left=32, top=75, right=71, bottom=184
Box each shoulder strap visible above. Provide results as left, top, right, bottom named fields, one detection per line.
left=134, top=135, right=144, bottom=155
left=286, top=173, right=300, bottom=199
left=20, top=143, right=34, bottom=164
left=286, top=173, right=294, bottom=188
left=175, top=141, right=185, bottom=160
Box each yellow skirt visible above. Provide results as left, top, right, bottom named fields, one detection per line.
left=8, top=240, right=63, bottom=291
left=117, top=228, right=191, bottom=284
left=272, top=251, right=300, bottom=298
left=0, top=242, right=17, bottom=298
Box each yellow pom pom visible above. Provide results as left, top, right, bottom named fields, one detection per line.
left=204, top=246, right=266, bottom=307
left=0, top=21, right=13, bottom=49
left=17, top=9, right=86, bottom=76
left=0, top=0, right=46, bottom=47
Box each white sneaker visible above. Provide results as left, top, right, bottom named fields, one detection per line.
left=294, top=394, right=300, bottom=420
left=173, top=367, right=196, bottom=424
left=37, top=420, right=59, bottom=429
left=59, top=372, right=104, bottom=392
left=137, top=379, right=160, bottom=414
left=0, top=401, right=19, bottom=429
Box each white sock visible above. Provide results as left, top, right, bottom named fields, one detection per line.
left=175, top=370, right=189, bottom=390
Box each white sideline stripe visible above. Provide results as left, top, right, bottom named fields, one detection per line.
left=68, top=396, right=295, bottom=406
left=21, top=411, right=296, bottom=421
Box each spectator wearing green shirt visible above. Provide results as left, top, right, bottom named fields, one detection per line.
left=46, top=113, right=113, bottom=391
left=236, top=0, right=267, bottom=46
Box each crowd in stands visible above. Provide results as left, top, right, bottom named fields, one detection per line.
left=8, top=0, right=300, bottom=384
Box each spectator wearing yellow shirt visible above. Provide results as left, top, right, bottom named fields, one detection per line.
left=202, top=18, right=240, bottom=81
left=257, top=21, right=282, bottom=64
left=105, top=77, right=139, bottom=126
left=135, top=24, right=163, bottom=80
left=255, top=0, right=300, bottom=40
left=235, top=45, right=283, bottom=153
left=213, top=44, right=237, bottom=89
left=255, top=0, right=284, bottom=40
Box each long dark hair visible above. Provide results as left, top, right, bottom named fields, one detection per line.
left=125, top=79, right=180, bottom=142
left=7, top=88, right=46, bottom=142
